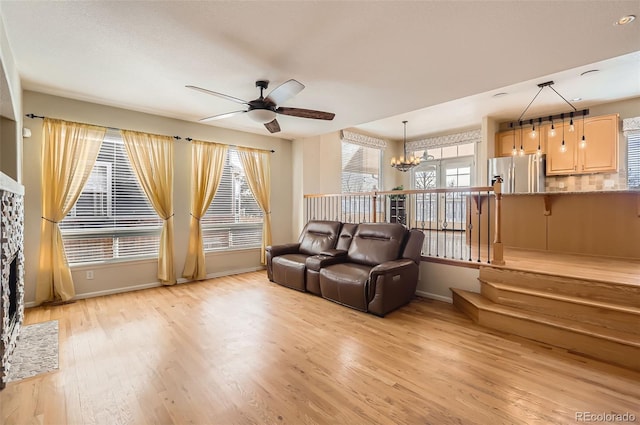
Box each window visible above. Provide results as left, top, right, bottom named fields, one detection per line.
left=201, top=147, right=263, bottom=251
left=341, top=141, right=381, bottom=193
left=60, top=130, right=161, bottom=264
left=628, top=132, right=640, bottom=188
left=412, top=142, right=475, bottom=162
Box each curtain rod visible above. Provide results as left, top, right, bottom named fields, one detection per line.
left=25, top=114, right=182, bottom=140
left=184, top=137, right=275, bottom=153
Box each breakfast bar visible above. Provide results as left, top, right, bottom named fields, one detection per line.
left=494, top=190, right=640, bottom=259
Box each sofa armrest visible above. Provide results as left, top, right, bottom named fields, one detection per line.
left=369, top=259, right=415, bottom=277
left=367, top=259, right=420, bottom=316
left=266, top=243, right=301, bottom=257
left=306, top=253, right=349, bottom=272
left=319, top=249, right=348, bottom=257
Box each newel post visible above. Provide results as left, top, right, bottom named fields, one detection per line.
left=372, top=192, right=378, bottom=223
left=492, top=177, right=505, bottom=265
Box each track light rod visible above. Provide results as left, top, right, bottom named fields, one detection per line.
left=512, top=109, right=589, bottom=129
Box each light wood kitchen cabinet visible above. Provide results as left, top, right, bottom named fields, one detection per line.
left=546, top=113, right=618, bottom=175
left=495, top=127, right=545, bottom=157
left=580, top=114, right=618, bottom=173
left=545, top=121, right=579, bottom=175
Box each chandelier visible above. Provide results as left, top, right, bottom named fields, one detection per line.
left=391, top=120, right=421, bottom=172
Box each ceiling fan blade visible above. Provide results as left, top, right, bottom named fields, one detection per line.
left=265, top=79, right=305, bottom=105
left=264, top=119, right=281, bottom=133
left=276, top=107, right=335, bottom=120
left=199, top=110, right=247, bottom=122
left=186, top=85, right=249, bottom=105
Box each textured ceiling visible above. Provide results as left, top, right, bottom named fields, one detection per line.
left=1, top=1, right=639, bottom=141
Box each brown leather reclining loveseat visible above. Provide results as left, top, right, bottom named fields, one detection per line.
left=266, top=221, right=425, bottom=316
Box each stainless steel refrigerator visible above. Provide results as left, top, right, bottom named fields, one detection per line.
left=488, top=154, right=546, bottom=194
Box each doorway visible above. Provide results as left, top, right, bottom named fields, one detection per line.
left=413, top=156, right=473, bottom=229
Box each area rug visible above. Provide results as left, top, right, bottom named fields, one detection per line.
left=7, top=320, right=59, bottom=383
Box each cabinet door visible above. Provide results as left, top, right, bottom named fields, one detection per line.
left=545, top=122, right=578, bottom=175
left=495, top=130, right=518, bottom=157
left=496, top=128, right=544, bottom=157
left=579, top=114, right=618, bottom=173
left=521, top=125, right=545, bottom=154
left=524, top=133, right=545, bottom=155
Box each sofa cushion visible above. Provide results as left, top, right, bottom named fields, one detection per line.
left=319, top=263, right=372, bottom=311
left=298, top=220, right=342, bottom=255
left=272, top=253, right=308, bottom=291
left=347, top=223, right=407, bottom=266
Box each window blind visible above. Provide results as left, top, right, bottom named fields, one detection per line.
left=341, top=141, right=381, bottom=193
left=628, top=132, right=640, bottom=188
left=201, top=147, right=263, bottom=251
left=60, top=129, right=161, bottom=264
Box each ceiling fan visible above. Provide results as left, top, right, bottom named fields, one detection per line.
left=186, top=79, right=335, bottom=133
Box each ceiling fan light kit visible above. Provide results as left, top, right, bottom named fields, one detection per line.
left=247, top=108, right=276, bottom=124
left=187, top=79, right=335, bottom=134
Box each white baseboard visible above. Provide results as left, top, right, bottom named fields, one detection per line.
left=415, top=290, right=452, bottom=304
left=204, top=266, right=265, bottom=280
left=24, top=266, right=266, bottom=308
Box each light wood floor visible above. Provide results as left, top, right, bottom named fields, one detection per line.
left=2, top=271, right=639, bottom=425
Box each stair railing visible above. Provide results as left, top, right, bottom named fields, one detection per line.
left=304, top=179, right=504, bottom=265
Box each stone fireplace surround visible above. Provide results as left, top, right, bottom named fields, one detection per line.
left=0, top=172, right=25, bottom=389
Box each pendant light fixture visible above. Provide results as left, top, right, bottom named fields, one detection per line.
left=580, top=110, right=587, bottom=149
left=510, top=122, right=517, bottom=156
left=509, top=81, right=588, bottom=152
left=530, top=119, right=536, bottom=139
left=519, top=122, right=525, bottom=156
left=536, top=118, right=542, bottom=156
left=560, top=113, right=567, bottom=153
left=390, top=120, right=420, bottom=172
left=569, top=112, right=575, bottom=132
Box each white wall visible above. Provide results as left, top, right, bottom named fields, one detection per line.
left=416, top=262, right=480, bottom=302
left=22, top=91, right=293, bottom=304
left=291, top=132, right=342, bottom=236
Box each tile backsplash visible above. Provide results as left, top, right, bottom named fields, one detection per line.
left=545, top=171, right=627, bottom=192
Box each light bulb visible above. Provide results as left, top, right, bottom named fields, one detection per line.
left=549, top=123, right=556, bottom=137
left=519, top=147, right=525, bottom=156
left=536, top=146, right=542, bottom=156
left=560, top=141, right=567, bottom=153
left=579, top=136, right=587, bottom=149
left=569, top=118, right=575, bottom=132
left=530, top=128, right=536, bottom=139
left=512, top=147, right=517, bottom=156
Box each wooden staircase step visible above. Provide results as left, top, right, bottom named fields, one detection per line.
left=480, top=280, right=640, bottom=335
left=479, top=267, right=640, bottom=308
left=451, top=288, right=640, bottom=372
